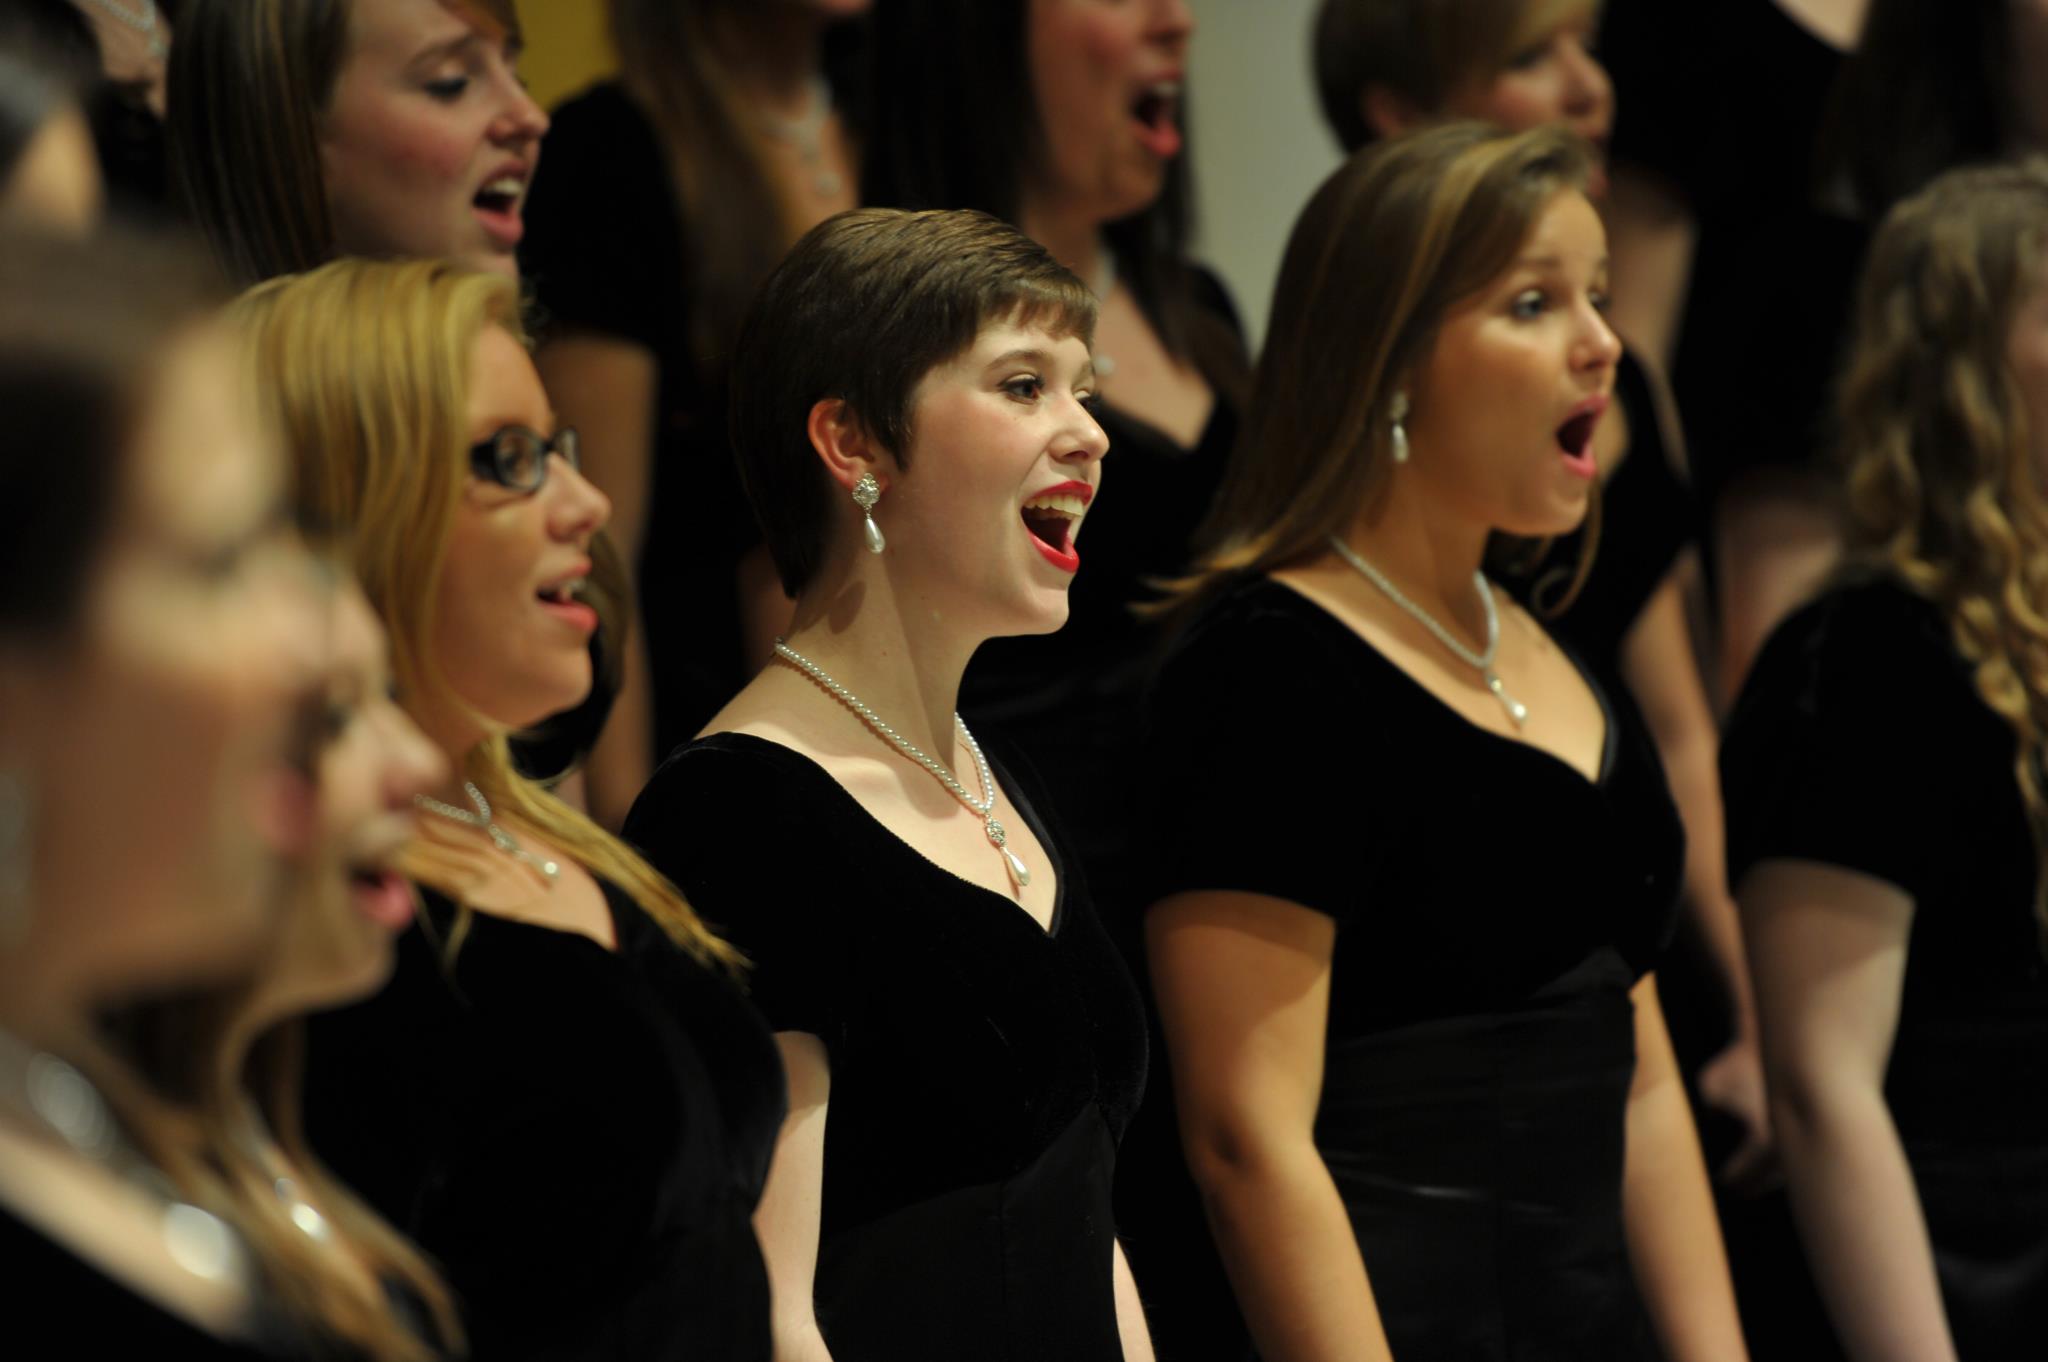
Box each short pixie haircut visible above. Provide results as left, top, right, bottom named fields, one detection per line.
left=1314, top=0, right=1602, bottom=152
left=730, top=207, right=1095, bottom=596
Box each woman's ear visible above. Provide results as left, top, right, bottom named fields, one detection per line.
left=806, top=398, right=887, bottom=496
left=1361, top=83, right=1427, bottom=142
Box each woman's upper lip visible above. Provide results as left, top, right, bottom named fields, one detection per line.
left=1024, top=479, right=1095, bottom=505
left=476, top=158, right=534, bottom=194
left=538, top=557, right=592, bottom=589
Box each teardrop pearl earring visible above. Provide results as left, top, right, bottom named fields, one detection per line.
left=1389, top=391, right=1411, bottom=465
left=853, top=472, right=885, bottom=554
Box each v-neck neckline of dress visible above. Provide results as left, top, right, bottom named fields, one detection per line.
left=1263, top=576, right=1618, bottom=791
left=698, top=731, right=1070, bottom=939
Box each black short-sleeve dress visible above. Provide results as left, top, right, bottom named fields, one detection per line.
left=3, top=1203, right=301, bottom=1359
left=1599, top=0, right=1866, bottom=516
left=1722, top=577, right=2048, bottom=1354
left=1144, top=576, right=1685, bottom=1361
left=520, top=84, right=763, bottom=756
left=302, top=877, right=785, bottom=1361
left=622, top=734, right=1149, bottom=1361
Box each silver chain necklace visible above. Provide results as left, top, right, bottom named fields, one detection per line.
left=1326, top=535, right=1529, bottom=728
left=759, top=75, right=842, bottom=199
left=414, top=781, right=561, bottom=885
left=773, top=640, right=1031, bottom=888
left=79, top=0, right=166, bottom=59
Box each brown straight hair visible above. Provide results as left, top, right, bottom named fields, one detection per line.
left=1175, top=123, right=1591, bottom=601
left=168, top=0, right=521, bottom=288
left=730, top=207, right=1096, bottom=597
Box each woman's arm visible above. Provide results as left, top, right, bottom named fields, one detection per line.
left=533, top=334, right=659, bottom=827
left=1147, top=891, right=1393, bottom=1362
left=1620, top=565, right=1772, bottom=1189
left=754, top=1032, right=836, bottom=1362
left=1113, top=1239, right=1155, bottom=1362
left=1741, top=859, right=1957, bottom=1362
left=1621, top=973, right=1750, bottom=1361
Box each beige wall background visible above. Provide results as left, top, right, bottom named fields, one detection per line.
left=513, top=0, right=1340, bottom=351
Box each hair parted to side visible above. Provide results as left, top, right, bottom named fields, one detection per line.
left=1313, top=0, right=1602, bottom=151
left=1835, top=158, right=2048, bottom=951
left=231, top=257, right=741, bottom=972
left=731, top=207, right=1096, bottom=597
left=1175, top=123, right=1590, bottom=601
left=169, top=0, right=521, bottom=288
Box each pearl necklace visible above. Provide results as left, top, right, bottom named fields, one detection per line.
left=772, top=640, right=1030, bottom=888
left=413, top=782, right=560, bottom=885
left=1326, top=535, right=1529, bottom=728
left=0, top=1028, right=247, bottom=1284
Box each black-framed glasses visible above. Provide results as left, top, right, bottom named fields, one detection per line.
left=468, top=425, right=581, bottom=493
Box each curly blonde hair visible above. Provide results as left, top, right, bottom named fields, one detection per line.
left=1837, top=158, right=2048, bottom=949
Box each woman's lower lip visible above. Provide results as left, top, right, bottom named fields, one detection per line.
left=350, top=871, right=414, bottom=931
left=1028, top=529, right=1081, bottom=573
left=1559, top=445, right=1599, bottom=480
left=473, top=204, right=524, bottom=248
left=540, top=598, right=599, bottom=634
left=1133, top=117, right=1182, bottom=160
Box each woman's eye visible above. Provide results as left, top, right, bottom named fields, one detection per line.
left=1079, top=391, right=1106, bottom=418
left=1589, top=288, right=1613, bottom=313
left=1510, top=290, right=1548, bottom=319
left=1003, top=376, right=1045, bottom=402
left=1506, top=41, right=1551, bottom=71
left=424, top=76, right=470, bottom=100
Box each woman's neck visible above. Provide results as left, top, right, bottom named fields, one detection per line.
left=1335, top=486, right=1495, bottom=642
left=780, top=572, right=984, bottom=773
left=708, top=5, right=831, bottom=118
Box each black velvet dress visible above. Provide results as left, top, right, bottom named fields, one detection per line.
left=3, top=1203, right=290, bottom=1360
left=1599, top=0, right=1866, bottom=517
left=302, top=877, right=785, bottom=1361
left=622, top=733, right=1149, bottom=1361
left=1144, top=577, right=1685, bottom=1361
left=521, top=84, right=764, bottom=758
left=1722, top=577, right=2048, bottom=1356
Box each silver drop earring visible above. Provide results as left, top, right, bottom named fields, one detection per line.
left=854, top=472, right=885, bottom=554
left=1390, top=391, right=1411, bottom=465
left=0, top=770, right=33, bottom=942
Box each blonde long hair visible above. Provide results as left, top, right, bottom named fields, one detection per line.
left=1837, top=159, right=2048, bottom=947
left=1171, top=123, right=1591, bottom=606
left=231, top=258, right=741, bottom=971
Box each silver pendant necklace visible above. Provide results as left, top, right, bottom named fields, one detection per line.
left=79, top=0, right=166, bottom=59
left=760, top=75, right=842, bottom=199
left=1327, top=535, right=1529, bottom=728
left=414, top=781, right=561, bottom=885
left=773, top=640, right=1031, bottom=889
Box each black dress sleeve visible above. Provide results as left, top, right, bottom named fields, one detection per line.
left=1143, top=593, right=1406, bottom=921
left=520, top=85, right=685, bottom=353
left=623, top=742, right=850, bottom=1044
left=1722, top=584, right=1966, bottom=905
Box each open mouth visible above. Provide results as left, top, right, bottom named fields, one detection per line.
left=536, top=575, right=599, bottom=633
left=472, top=175, right=527, bottom=245
left=346, top=861, right=414, bottom=930
left=1020, top=488, right=1088, bottom=573
left=1555, top=401, right=1605, bottom=479
left=1131, top=81, right=1183, bottom=159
